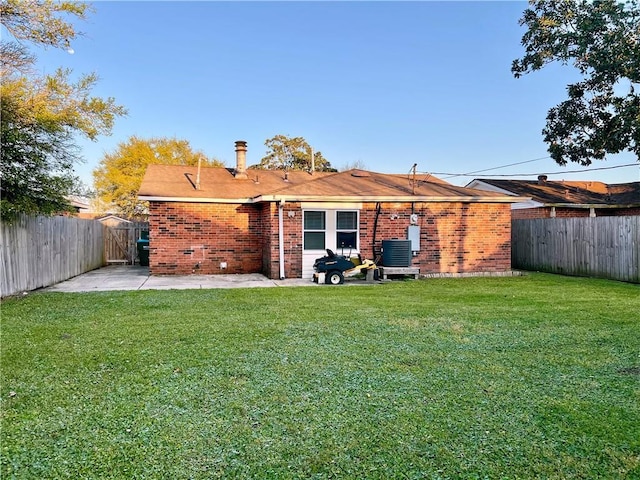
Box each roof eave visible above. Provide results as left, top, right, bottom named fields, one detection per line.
left=139, top=194, right=529, bottom=204
left=258, top=194, right=528, bottom=203
left=138, top=195, right=255, bottom=204
left=545, top=202, right=640, bottom=209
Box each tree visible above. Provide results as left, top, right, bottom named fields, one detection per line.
left=512, top=0, right=640, bottom=166
left=2, top=75, right=76, bottom=216
left=0, top=0, right=126, bottom=218
left=0, top=0, right=89, bottom=51
left=254, top=135, right=336, bottom=172
left=340, top=159, right=368, bottom=171
left=93, top=136, right=224, bottom=218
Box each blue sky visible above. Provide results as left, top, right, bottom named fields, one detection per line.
left=32, top=1, right=639, bottom=187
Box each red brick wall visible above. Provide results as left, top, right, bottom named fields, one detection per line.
left=262, top=203, right=302, bottom=278
left=148, top=202, right=264, bottom=275
left=554, top=208, right=590, bottom=218
left=258, top=202, right=304, bottom=279
left=595, top=208, right=640, bottom=216
left=360, top=202, right=512, bottom=274
left=149, top=200, right=512, bottom=278
left=511, top=207, right=593, bottom=219
left=512, top=208, right=551, bottom=219
left=282, top=203, right=303, bottom=278
left=261, top=203, right=278, bottom=279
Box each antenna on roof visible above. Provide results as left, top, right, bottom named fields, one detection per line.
left=411, top=163, right=417, bottom=195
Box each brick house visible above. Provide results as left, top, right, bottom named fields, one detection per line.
left=138, top=141, right=527, bottom=279
left=466, top=176, right=640, bottom=219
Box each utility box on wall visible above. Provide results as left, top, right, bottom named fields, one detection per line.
left=407, top=225, right=420, bottom=252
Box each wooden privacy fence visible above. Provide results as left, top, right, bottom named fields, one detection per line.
left=1, top=215, right=105, bottom=297
left=512, top=216, right=640, bottom=283
left=104, top=222, right=148, bottom=264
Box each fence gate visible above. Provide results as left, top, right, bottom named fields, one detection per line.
left=104, top=222, right=148, bottom=265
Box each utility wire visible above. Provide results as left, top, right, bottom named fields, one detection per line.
left=442, top=155, right=552, bottom=179
left=425, top=162, right=638, bottom=178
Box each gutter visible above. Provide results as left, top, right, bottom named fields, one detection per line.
left=138, top=194, right=530, bottom=205
left=138, top=195, right=256, bottom=204
left=259, top=194, right=528, bottom=203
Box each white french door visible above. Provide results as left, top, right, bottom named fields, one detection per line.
left=301, top=208, right=360, bottom=279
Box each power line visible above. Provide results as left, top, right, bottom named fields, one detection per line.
left=442, top=155, right=552, bottom=179
left=425, top=162, right=638, bottom=178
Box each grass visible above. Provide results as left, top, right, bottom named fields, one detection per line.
left=1, top=273, right=639, bottom=479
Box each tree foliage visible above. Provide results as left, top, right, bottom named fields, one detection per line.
left=254, top=135, right=336, bottom=172
left=512, top=0, right=640, bottom=166
left=93, top=136, right=224, bottom=218
left=0, top=0, right=89, bottom=50
left=0, top=0, right=126, bottom=219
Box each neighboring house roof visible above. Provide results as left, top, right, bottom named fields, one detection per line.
left=96, top=214, right=132, bottom=224
left=66, top=195, right=92, bottom=212
left=66, top=196, right=123, bottom=217
left=466, top=178, right=640, bottom=208
left=605, top=182, right=640, bottom=205
left=138, top=165, right=525, bottom=204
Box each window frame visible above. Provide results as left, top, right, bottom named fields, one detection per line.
left=335, top=210, right=359, bottom=250
left=303, top=210, right=326, bottom=251
left=302, top=209, right=359, bottom=252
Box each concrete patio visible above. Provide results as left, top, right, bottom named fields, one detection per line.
left=44, top=265, right=373, bottom=292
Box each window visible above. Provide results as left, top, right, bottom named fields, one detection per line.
left=304, top=211, right=325, bottom=250
left=336, top=211, right=358, bottom=249
left=303, top=210, right=359, bottom=251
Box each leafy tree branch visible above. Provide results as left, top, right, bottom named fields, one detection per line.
left=0, top=0, right=126, bottom=218
left=513, top=0, right=640, bottom=166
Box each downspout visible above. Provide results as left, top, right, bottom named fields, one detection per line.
left=278, top=200, right=285, bottom=279
left=372, top=202, right=381, bottom=261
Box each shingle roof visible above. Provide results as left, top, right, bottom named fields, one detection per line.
left=138, top=165, right=525, bottom=203
left=138, top=165, right=333, bottom=200
left=473, top=179, right=640, bottom=206
left=261, top=170, right=495, bottom=199
left=605, top=182, right=640, bottom=204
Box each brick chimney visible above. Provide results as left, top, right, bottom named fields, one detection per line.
left=234, top=140, right=248, bottom=179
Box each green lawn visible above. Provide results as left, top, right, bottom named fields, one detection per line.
left=2, top=273, right=639, bottom=479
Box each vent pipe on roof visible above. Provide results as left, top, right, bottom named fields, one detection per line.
left=195, top=156, right=202, bottom=190
left=234, top=140, right=248, bottom=179
left=538, top=175, right=548, bottom=185
left=310, top=148, right=315, bottom=175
